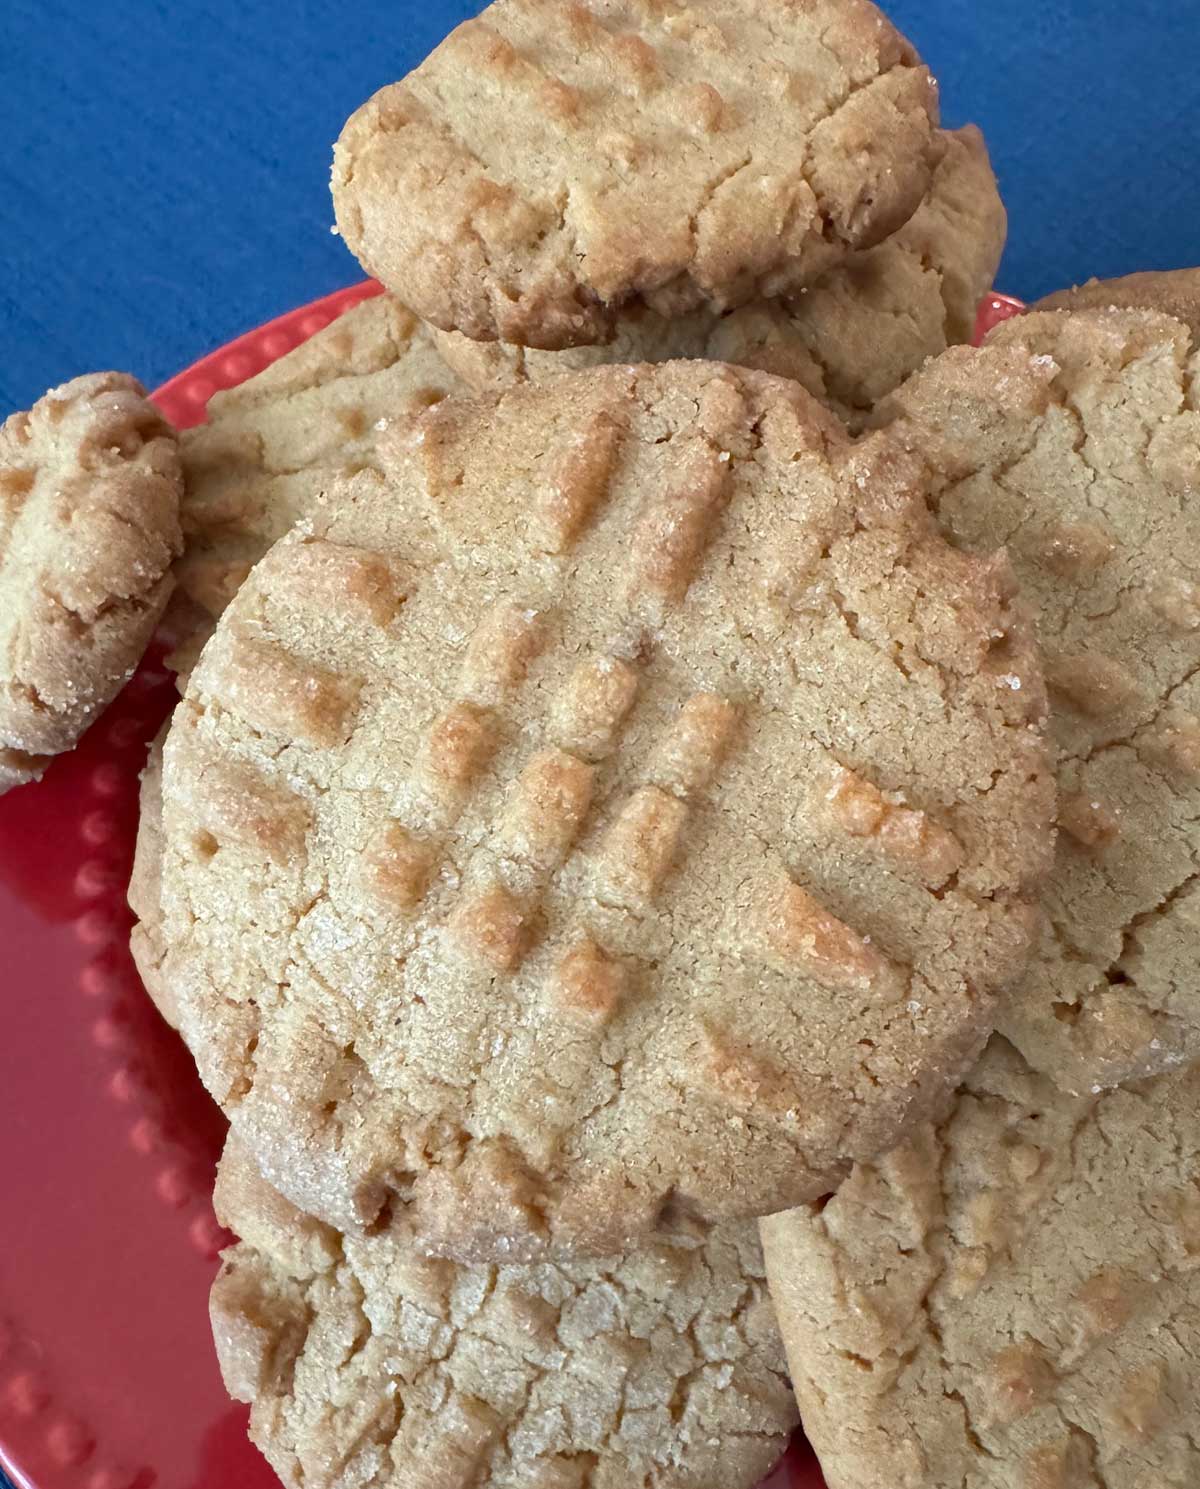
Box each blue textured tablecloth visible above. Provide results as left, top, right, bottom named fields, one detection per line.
left=3, top=0, right=1199, bottom=422
left=1, top=2, right=1198, bottom=1486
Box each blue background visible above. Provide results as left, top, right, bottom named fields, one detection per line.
left=2, top=0, right=1199, bottom=422
left=0, top=2, right=1197, bottom=1483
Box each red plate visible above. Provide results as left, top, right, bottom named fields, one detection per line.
left=0, top=282, right=1024, bottom=1489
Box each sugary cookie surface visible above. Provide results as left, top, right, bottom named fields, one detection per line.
left=762, top=1039, right=1200, bottom=1489
left=160, top=360, right=1052, bottom=1259
left=883, top=309, right=1200, bottom=1090
left=212, top=1137, right=797, bottom=1489
left=0, top=372, right=182, bottom=791
left=172, top=294, right=461, bottom=670
left=434, top=124, right=1005, bottom=429
left=332, top=0, right=941, bottom=348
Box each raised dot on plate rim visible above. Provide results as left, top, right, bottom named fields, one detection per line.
left=105, top=717, right=144, bottom=751
left=75, top=860, right=117, bottom=900
left=89, top=762, right=124, bottom=798
left=46, top=1415, right=95, bottom=1467
left=108, top=1066, right=139, bottom=1103
left=130, top=665, right=171, bottom=695
left=91, top=1016, right=124, bottom=1050
left=75, top=909, right=117, bottom=947
left=189, top=1212, right=229, bottom=1257
left=6, top=1371, right=49, bottom=1418
left=219, top=352, right=254, bottom=383
left=128, top=1117, right=161, bottom=1155
left=87, top=1467, right=141, bottom=1489
left=155, top=1166, right=192, bottom=1208
left=80, top=959, right=114, bottom=998
left=260, top=331, right=294, bottom=359
left=80, top=810, right=118, bottom=847
left=298, top=312, right=332, bottom=337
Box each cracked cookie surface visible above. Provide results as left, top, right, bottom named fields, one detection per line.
left=882, top=309, right=1200, bottom=1090
left=146, top=297, right=459, bottom=1022
left=159, top=360, right=1052, bottom=1258
left=0, top=373, right=183, bottom=792
left=434, top=126, right=1004, bottom=430
left=212, top=1135, right=797, bottom=1489
left=331, top=0, right=941, bottom=350
left=171, top=294, right=461, bottom=674
left=761, top=1038, right=1200, bottom=1489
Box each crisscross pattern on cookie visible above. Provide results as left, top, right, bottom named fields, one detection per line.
left=173, top=295, right=461, bottom=667
left=333, top=0, right=940, bottom=348
left=433, top=124, right=1005, bottom=430
left=161, top=362, right=1051, bottom=1259
left=762, top=1040, right=1200, bottom=1489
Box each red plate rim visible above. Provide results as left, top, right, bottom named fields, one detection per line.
left=0, top=281, right=1025, bottom=1489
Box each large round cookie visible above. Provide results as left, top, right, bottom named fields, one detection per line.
left=761, top=1037, right=1200, bottom=1489
left=434, top=126, right=1005, bottom=429
left=332, top=0, right=941, bottom=349
left=0, top=373, right=182, bottom=791
left=172, top=294, right=461, bottom=667
left=882, top=309, right=1200, bottom=1090
left=212, top=1135, right=798, bottom=1489
left=159, top=361, right=1052, bottom=1258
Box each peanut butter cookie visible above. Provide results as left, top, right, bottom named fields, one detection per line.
left=160, top=361, right=1052, bottom=1258
left=434, top=126, right=1004, bottom=429
left=884, top=309, right=1200, bottom=1089
left=173, top=293, right=461, bottom=670
left=0, top=373, right=182, bottom=791
left=762, top=1039, right=1200, bottom=1489
left=213, top=1134, right=798, bottom=1489
left=332, top=0, right=941, bottom=349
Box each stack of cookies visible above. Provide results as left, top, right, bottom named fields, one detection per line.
left=2, top=2, right=1198, bottom=1486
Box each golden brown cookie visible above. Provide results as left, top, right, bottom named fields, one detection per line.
left=1034, top=266, right=1200, bottom=337
left=882, top=309, right=1200, bottom=1090
left=332, top=0, right=941, bottom=349
left=761, top=1038, right=1200, bottom=1489
left=0, top=373, right=182, bottom=791
left=212, top=1134, right=798, bottom=1489
left=434, top=126, right=1005, bottom=429
left=154, top=299, right=460, bottom=1009
left=173, top=293, right=461, bottom=666
left=159, top=361, right=1052, bottom=1258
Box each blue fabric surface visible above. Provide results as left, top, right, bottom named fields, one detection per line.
left=1, top=4, right=1198, bottom=1487
left=2, top=0, right=1200, bottom=422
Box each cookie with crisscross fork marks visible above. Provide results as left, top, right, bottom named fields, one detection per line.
left=159, top=360, right=1052, bottom=1260
left=432, top=125, right=1006, bottom=430
left=0, top=373, right=182, bottom=792
left=332, top=0, right=941, bottom=349
left=169, top=294, right=461, bottom=675
left=761, top=1037, right=1200, bottom=1489
left=211, top=1133, right=798, bottom=1489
